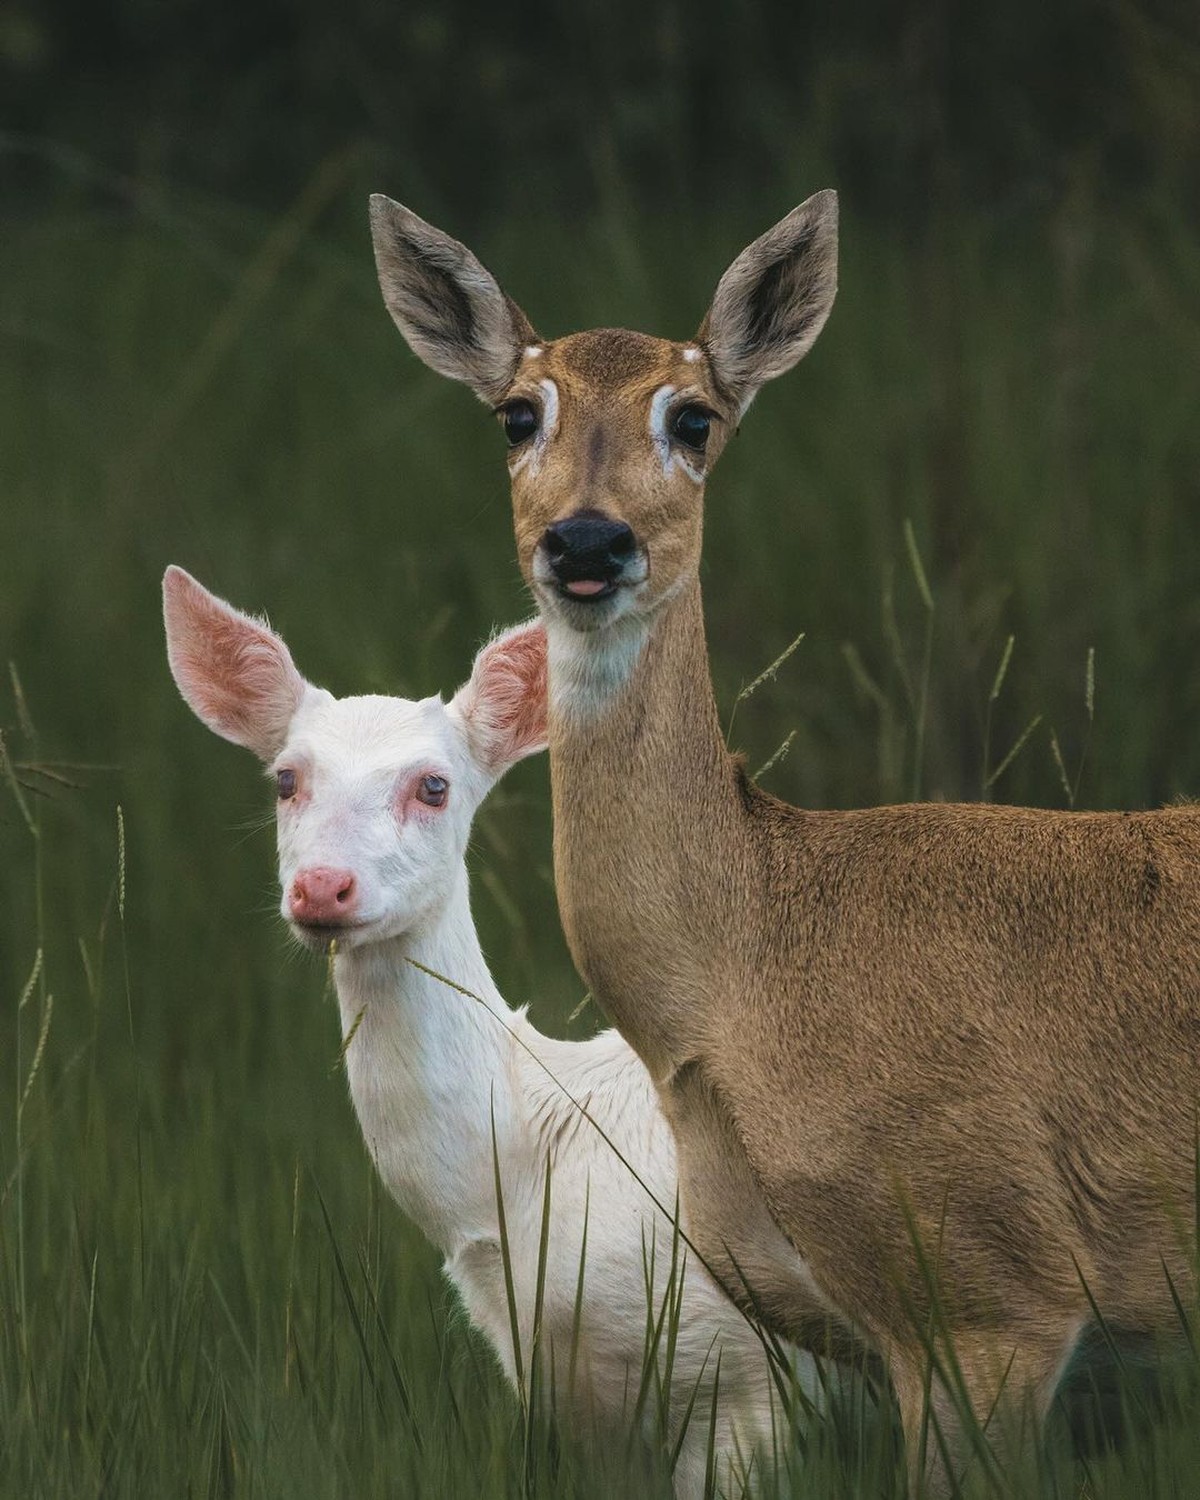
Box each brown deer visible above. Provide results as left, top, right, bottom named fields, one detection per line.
left=368, top=190, right=1200, bottom=1491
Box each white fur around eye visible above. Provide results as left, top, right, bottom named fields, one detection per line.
left=649, top=384, right=704, bottom=485
left=508, top=377, right=560, bottom=478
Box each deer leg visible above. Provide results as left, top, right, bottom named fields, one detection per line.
left=892, top=1320, right=1082, bottom=1497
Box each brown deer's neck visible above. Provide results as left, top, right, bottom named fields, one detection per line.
left=547, top=579, right=754, bottom=1077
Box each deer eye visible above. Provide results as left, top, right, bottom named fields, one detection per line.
left=277, top=768, right=297, bottom=800
left=500, top=400, right=539, bottom=447
left=670, top=404, right=711, bottom=452
left=416, top=774, right=449, bottom=808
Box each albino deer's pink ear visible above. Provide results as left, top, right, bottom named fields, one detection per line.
left=163, top=566, right=307, bottom=761
left=449, top=620, right=548, bottom=776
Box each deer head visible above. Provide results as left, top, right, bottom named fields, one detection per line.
left=163, top=565, right=547, bottom=950
left=369, top=193, right=838, bottom=646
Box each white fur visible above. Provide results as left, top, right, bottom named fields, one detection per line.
left=280, top=690, right=810, bottom=1496
left=649, top=384, right=705, bottom=485
left=544, top=611, right=649, bottom=726
left=166, top=584, right=818, bottom=1497
left=508, top=377, right=560, bottom=480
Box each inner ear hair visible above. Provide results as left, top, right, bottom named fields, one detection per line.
left=369, top=195, right=538, bottom=404
left=699, top=189, right=839, bottom=411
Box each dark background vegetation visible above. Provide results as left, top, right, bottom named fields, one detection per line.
left=1, top=3, right=1199, bottom=1493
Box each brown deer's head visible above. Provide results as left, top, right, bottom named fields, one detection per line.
left=370, top=193, right=838, bottom=641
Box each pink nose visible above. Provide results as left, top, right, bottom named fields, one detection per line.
left=288, top=866, right=358, bottom=925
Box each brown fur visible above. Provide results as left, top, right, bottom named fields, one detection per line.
left=370, top=190, right=1200, bottom=1492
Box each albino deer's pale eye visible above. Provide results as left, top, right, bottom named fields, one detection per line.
left=670, top=404, right=712, bottom=452
left=500, top=400, right=539, bottom=447
left=416, top=774, right=449, bottom=808
left=277, top=768, right=297, bottom=800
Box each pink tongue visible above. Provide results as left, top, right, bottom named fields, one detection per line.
left=565, top=579, right=608, bottom=597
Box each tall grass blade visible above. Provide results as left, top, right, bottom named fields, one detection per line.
left=982, top=634, right=1016, bottom=797
left=985, top=714, right=1044, bottom=792
left=903, top=520, right=936, bottom=801
left=1049, top=728, right=1074, bottom=806
left=753, top=729, right=797, bottom=782
left=313, top=1180, right=384, bottom=1414
left=0, top=728, right=36, bottom=834
left=726, top=632, right=805, bottom=741
left=566, top=1185, right=590, bottom=1409
left=523, top=1153, right=554, bottom=1487
left=490, top=1095, right=526, bottom=1411
left=355, top=1244, right=425, bottom=1452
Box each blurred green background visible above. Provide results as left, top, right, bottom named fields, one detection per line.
left=2, top=2, right=1199, bottom=1493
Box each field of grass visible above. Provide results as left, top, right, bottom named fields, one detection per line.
left=2, top=150, right=1199, bottom=1496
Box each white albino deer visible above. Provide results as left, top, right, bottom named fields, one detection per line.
left=162, top=565, right=816, bottom=1499
left=369, top=191, right=1200, bottom=1491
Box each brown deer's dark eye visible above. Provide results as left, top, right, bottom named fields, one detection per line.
left=277, top=768, right=297, bottom=800
left=501, top=400, right=539, bottom=447
left=670, top=404, right=711, bottom=451
left=416, top=774, right=448, bottom=808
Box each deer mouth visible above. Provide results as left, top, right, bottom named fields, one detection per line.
left=557, top=578, right=618, bottom=602
left=289, top=918, right=374, bottom=952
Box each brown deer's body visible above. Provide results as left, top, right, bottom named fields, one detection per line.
left=553, top=577, right=1199, bottom=1356
left=370, top=191, right=1200, bottom=1488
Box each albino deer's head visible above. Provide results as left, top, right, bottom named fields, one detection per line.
left=163, top=566, right=546, bottom=950
left=370, top=192, right=838, bottom=639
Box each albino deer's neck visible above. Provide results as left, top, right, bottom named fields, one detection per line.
left=547, top=578, right=752, bottom=1077
left=333, top=869, right=523, bottom=1258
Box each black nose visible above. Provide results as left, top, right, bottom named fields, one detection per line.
left=543, top=512, right=637, bottom=584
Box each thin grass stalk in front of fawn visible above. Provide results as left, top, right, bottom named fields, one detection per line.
left=566, top=1183, right=590, bottom=1412
left=522, top=1153, right=555, bottom=1491
left=490, top=1094, right=527, bottom=1412
left=633, top=1207, right=694, bottom=1455
left=702, top=1350, right=723, bottom=1500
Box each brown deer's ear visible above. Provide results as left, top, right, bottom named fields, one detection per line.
left=698, top=189, right=838, bottom=414
left=369, top=195, right=538, bottom=404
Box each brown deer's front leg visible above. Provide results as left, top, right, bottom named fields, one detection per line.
left=891, top=1319, right=1083, bottom=1497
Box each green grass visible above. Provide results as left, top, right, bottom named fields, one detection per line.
left=1, top=155, right=1199, bottom=1496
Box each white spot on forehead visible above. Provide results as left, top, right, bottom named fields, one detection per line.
left=524, top=345, right=543, bottom=359
left=682, top=346, right=701, bottom=363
